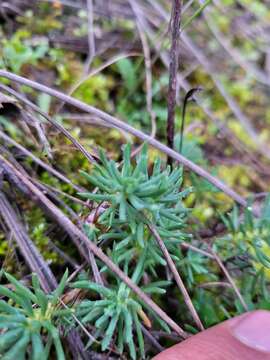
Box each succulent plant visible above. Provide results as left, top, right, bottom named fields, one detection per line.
left=0, top=271, right=70, bottom=360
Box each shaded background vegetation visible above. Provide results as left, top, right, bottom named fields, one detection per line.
left=0, top=0, right=270, bottom=359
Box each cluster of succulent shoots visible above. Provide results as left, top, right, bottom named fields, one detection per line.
left=1, top=144, right=270, bottom=360
left=77, top=143, right=192, bottom=357
left=72, top=273, right=169, bottom=359
left=0, top=271, right=69, bottom=360
left=220, top=200, right=270, bottom=277
left=80, top=143, right=192, bottom=261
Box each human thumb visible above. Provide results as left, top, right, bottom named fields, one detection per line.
left=153, top=310, right=270, bottom=359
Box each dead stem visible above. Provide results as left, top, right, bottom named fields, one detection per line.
left=148, top=223, right=204, bottom=331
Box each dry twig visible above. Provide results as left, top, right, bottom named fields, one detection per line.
left=0, top=70, right=255, bottom=214
left=149, top=223, right=204, bottom=331
left=167, top=0, right=182, bottom=158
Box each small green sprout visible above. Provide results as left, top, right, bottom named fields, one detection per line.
left=0, top=270, right=70, bottom=360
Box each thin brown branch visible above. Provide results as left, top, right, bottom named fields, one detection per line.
left=0, top=70, right=256, bottom=214
left=11, top=81, right=53, bottom=160
left=210, top=248, right=248, bottom=311
left=181, top=32, right=270, bottom=161
left=166, top=0, right=182, bottom=157
left=127, top=1, right=157, bottom=159
left=37, top=181, right=91, bottom=209
left=88, top=249, right=104, bottom=285
left=148, top=224, right=204, bottom=331
left=0, top=152, right=89, bottom=263
left=25, top=110, right=53, bottom=160
left=0, top=129, right=82, bottom=192
left=129, top=0, right=156, bottom=138
left=145, top=1, right=270, bottom=171
left=181, top=242, right=214, bottom=259
left=46, top=236, right=80, bottom=269
left=0, top=189, right=88, bottom=359
left=0, top=190, right=57, bottom=292
left=0, top=152, right=102, bottom=289
left=141, top=325, right=164, bottom=353
left=33, top=180, right=81, bottom=223
left=85, top=0, right=96, bottom=72
left=202, top=4, right=270, bottom=86
left=0, top=84, right=96, bottom=164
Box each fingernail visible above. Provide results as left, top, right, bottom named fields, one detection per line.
left=232, top=310, right=270, bottom=353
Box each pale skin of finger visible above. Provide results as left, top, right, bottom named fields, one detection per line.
left=153, top=310, right=270, bottom=360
